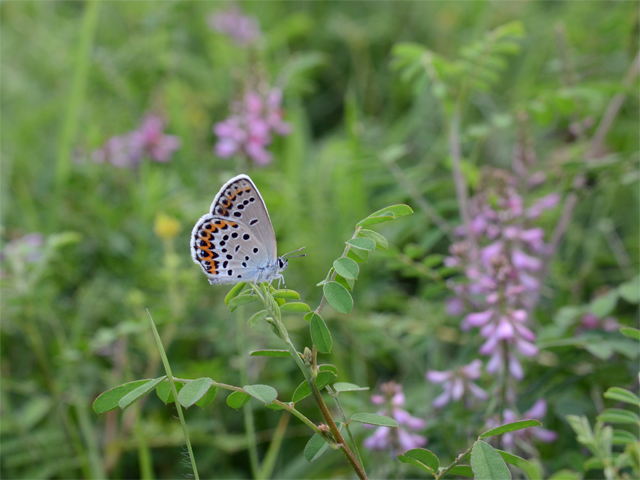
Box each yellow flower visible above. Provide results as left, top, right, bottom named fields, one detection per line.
left=154, top=213, right=180, bottom=239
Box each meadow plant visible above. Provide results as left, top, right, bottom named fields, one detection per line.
left=92, top=114, right=180, bottom=168
left=444, top=167, right=560, bottom=389
left=363, top=382, right=427, bottom=454
left=214, top=88, right=291, bottom=166
left=426, top=359, right=489, bottom=408
left=207, top=6, right=261, bottom=47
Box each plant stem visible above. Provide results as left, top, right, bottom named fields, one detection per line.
left=146, top=310, right=199, bottom=480
left=250, top=284, right=368, bottom=480
left=236, top=306, right=261, bottom=478
left=327, top=385, right=364, bottom=467
left=436, top=442, right=475, bottom=480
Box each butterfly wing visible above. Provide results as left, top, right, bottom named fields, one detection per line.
left=190, top=174, right=278, bottom=284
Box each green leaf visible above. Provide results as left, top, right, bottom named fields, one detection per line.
left=471, top=441, right=512, bottom=480
left=333, top=257, right=359, bottom=280
left=243, top=384, right=278, bottom=405
left=583, top=457, right=604, bottom=470
left=310, top=313, right=332, bottom=353
left=280, top=302, right=311, bottom=312
left=156, top=380, right=184, bottom=404
left=94, top=379, right=154, bottom=413
left=589, top=291, right=618, bottom=318
left=227, top=391, right=251, bottom=409
left=397, top=448, right=439, bottom=473
left=445, top=465, right=474, bottom=478
left=333, top=382, right=369, bottom=392
left=304, top=433, right=333, bottom=463
left=613, top=429, right=638, bottom=444
left=350, top=413, right=398, bottom=428
left=480, top=419, right=542, bottom=438
left=266, top=402, right=284, bottom=410
left=292, top=372, right=337, bottom=403
left=346, top=238, right=376, bottom=251
left=356, top=204, right=414, bottom=226
left=618, top=276, right=640, bottom=303
left=334, top=274, right=354, bottom=291
left=178, top=378, right=213, bottom=408
left=318, top=364, right=338, bottom=375
left=271, top=289, right=301, bottom=300
left=496, top=449, right=538, bottom=479
left=248, top=310, right=269, bottom=326
left=604, top=387, right=640, bottom=406
left=359, top=229, right=388, bottom=249
left=548, top=469, right=582, bottom=480
left=323, top=281, right=353, bottom=314
left=347, top=249, right=368, bottom=263
left=118, top=376, right=167, bottom=410
left=250, top=349, right=291, bottom=357
left=195, top=386, right=217, bottom=408
left=228, top=293, right=258, bottom=311
left=597, top=408, right=640, bottom=425
left=620, top=327, right=640, bottom=340
left=225, top=282, right=247, bottom=305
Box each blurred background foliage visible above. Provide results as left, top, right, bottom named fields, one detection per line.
left=1, top=1, right=638, bottom=479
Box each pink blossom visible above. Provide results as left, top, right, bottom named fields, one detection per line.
left=1, top=233, right=45, bottom=264
left=427, top=360, right=489, bottom=408
left=207, top=7, right=260, bottom=46
left=92, top=115, right=180, bottom=168
left=526, top=193, right=561, bottom=219
left=363, top=382, right=427, bottom=454
left=578, top=312, right=620, bottom=333
left=214, top=88, right=290, bottom=166
left=498, top=399, right=558, bottom=449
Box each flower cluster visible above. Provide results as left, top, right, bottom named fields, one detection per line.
left=445, top=169, right=559, bottom=380
left=214, top=88, right=290, bottom=165
left=92, top=115, right=180, bottom=169
left=207, top=7, right=260, bottom=46
left=426, top=359, right=489, bottom=408
left=363, top=382, right=427, bottom=454
left=485, top=399, right=558, bottom=449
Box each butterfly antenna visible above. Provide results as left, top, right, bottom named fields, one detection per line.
left=282, top=246, right=306, bottom=258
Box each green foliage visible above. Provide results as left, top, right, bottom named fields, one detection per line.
left=3, top=1, right=638, bottom=478
left=471, top=441, right=512, bottom=480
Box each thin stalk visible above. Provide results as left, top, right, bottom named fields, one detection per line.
left=327, top=385, right=364, bottom=467
left=436, top=442, right=475, bottom=480
left=55, top=0, right=100, bottom=194
left=250, top=284, right=368, bottom=480
left=258, top=412, right=290, bottom=480
left=448, top=107, right=477, bottom=258
left=236, top=306, right=261, bottom=478
left=146, top=310, right=199, bottom=480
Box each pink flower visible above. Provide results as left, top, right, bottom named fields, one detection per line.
left=526, top=193, right=561, bottom=219
left=498, top=399, right=558, bottom=449
left=427, top=360, right=489, bottom=408
left=363, top=382, right=427, bottom=454
left=214, top=88, right=290, bottom=166
left=92, top=115, right=180, bottom=168
left=207, top=7, right=260, bottom=46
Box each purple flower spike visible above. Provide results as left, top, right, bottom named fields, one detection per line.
left=427, top=359, right=489, bottom=408
left=92, top=114, right=180, bottom=168
left=494, top=399, right=558, bottom=449
left=214, top=88, right=290, bottom=166
left=363, top=382, right=427, bottom=455
left=208, top=7, right=261, bottom=46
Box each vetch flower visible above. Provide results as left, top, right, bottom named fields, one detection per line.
left=214, top=88, right=290, bottom=166
left=208, top=7, right=260, bottom=46
left=427, top=359, right=489, bottom=408
left=498, top=399, right=558, bottom=449
left=363, top=382, right=427, bottom=454
left=92, top=114, right=180, bottom=168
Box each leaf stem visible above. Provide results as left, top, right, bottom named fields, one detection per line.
left=250, top=283, right=368, bottom=480
left=436, top=442, right=475, bottom=480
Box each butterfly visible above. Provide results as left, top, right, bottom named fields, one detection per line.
left=190, top=174, right=303, bottom=286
